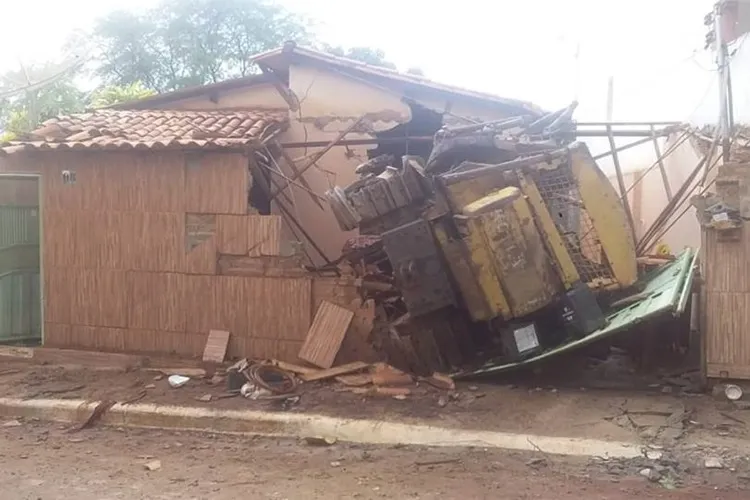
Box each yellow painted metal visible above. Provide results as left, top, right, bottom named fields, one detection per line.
left=432, top=219, right=495, bottom=321
left=443, top=170, right=514, bottom=210
left=569, top=144, right=638, bottom=288
left=457, top=186, right=560, bottom=318
left=453, top=214, right=512, bottom=321
left=516, top=172, right=580, bottom=288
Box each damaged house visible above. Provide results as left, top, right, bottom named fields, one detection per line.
left=0, top=44, right=546, bottom=364
left=0, top=43, right=705, bottom=381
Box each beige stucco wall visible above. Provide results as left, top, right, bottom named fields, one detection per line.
left=145, top=67, right=519, bottom=264
left=148, top=66, right=413, bottom=263
left=610, top=136, right=708, bottom=254
left=165, top=83, right=289, bottom=110
left=278, top=64, right=413, bottom=262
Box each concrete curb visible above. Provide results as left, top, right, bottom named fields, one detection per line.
left=0, top=397, right=643, bottom=459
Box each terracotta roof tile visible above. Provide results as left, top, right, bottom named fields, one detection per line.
left=1, top=108, right=288, bottom=155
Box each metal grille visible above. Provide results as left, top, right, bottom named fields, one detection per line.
left=532, top=164, right=614, bottom=284
left=0, top=206, right=39, bottom=248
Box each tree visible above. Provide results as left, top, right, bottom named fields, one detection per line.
left=323, top=45, right=397, bottom=69
left=89, top=82, right=157, bottom=108
left=91, top=0, right=312, bottom=92
left=0, top=64, right=85, bottom=141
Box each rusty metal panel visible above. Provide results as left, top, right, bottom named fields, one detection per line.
left=382, top=218, right=456, bottom=317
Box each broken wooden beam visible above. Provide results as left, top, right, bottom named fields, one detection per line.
left=270, top=115, right=367, bottom=201
left=300, top=362, right=370, bottom=382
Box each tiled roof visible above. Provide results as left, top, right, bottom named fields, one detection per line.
left=1, top=109, right=288, bottom=155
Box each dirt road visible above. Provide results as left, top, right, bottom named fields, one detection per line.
left=1, top=420, right=747, bottom=500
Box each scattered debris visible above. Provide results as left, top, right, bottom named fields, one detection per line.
left=240, top=382, right=271, bottom=400
left=209, top=374, right=225, bottom=385
left=0, top=369, right=21, bottom=377
left=300, top=362, right=369, bottom=382
left=720, top=411, right=747, bottom=426
left=704, top=457, right=724, bottom=469
left=145, top=384, right=156, bottom=389
left=415, top=458, right=461, bottom=467
left=298, top=300, right=355, bottom=368
left=640, top=468, right=662, bottom=482
left=122, top=390, right=147, bottom=405
left=437, top=396, right=448, bottom=408
left=330, top=461, right=342, bottom=467
left=40, top=383, right=86, bottom=396
left=422, top=372, right=456, bottom=391
left=168, top=375, right=190, bottom=388
left=245, top=363, right=298, bottom=395
left=526, top=457, right=548, bottom=468
left=202, top=329, right=230, bottom=363
left=304, top=436, right=338, bottom=446
left=196, top=394, right=212, bottom=402
left=73, top=400, right=116, bottom=432
left=724, top=384, right=743, bottom=401
left=375, top=387, right=411, bottom=397
left=371, top=363, right=413, bottom=387
left=153, top=374, right=164, bottom=381
left=268, top=360, right=318, bottom=375
left=335, top=374, right=373, bottom=387
left=646, top=450, right=663, bottom=460
left=152, top=368, right=205, bottom=378
left=392, top=394, right=408, bottom=400
left=2, top=419, right=22, bottom=427
left=468, top=386, right=479, bottom=392
left=144, top=460, right=162, bottom=471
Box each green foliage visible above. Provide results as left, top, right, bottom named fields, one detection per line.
left=323, top=45, right=397, bottom=69
left=89, top=82, right=157, bottom=108
left=91, top=0, right=312, bottom=92
left=0, top=0, right=409, bottom=138
left=0, top=65, right=85, bottom=140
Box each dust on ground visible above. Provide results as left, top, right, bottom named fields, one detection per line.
left=1, top=419, right=749, bottom=500
left=1, top=360, right=749, bottom=451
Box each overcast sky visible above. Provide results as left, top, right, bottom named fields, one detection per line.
left=0, top=0, right=734, bottom=126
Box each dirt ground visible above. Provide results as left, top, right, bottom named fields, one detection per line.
left=1, top=420, right=748, bottom=500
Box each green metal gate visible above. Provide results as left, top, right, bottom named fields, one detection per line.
left=0, top=205, right=40, bottom=344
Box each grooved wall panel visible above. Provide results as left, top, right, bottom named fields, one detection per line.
left=298, top=300, right=354, bottom=368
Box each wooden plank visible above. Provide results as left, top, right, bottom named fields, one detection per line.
left=298, top=300, right=355, bottom=369
left=203, top=329, right=231, bottom=363
left=300, top=361, right=370, bottom=382
left=335, top=374, right=373, bottom=387
left=268, top=359, right=318, bottom=375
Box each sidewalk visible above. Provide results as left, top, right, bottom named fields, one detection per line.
left=1, top=358, right=749, bottom=455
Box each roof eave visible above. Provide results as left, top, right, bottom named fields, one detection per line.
left=109, top=73, right=275, bottom=110
left=250, top=45, right=545, bottom=117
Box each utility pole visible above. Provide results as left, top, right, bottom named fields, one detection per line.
left=709, top=1, right=734, bottom=161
